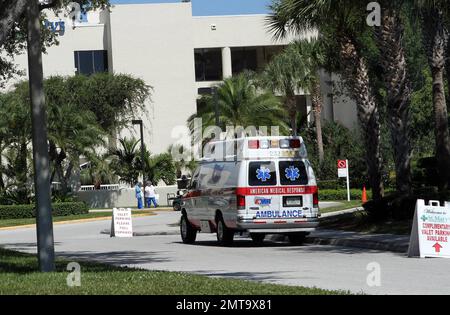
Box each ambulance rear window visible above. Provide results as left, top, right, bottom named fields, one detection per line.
left=248, top=162, right=277, bottom=186
left=279, top=161, right=308, bottom=185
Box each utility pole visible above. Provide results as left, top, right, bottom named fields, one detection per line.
left=27, top=0, right=55, bottom=272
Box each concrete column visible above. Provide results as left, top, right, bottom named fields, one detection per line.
left=221, top=47, right=232, bottom=79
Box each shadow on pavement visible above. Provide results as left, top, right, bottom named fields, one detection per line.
left=275, top=243, right=408, bottom=257
left=189, top=270, right=293, bottom=282
left=173, top=239, right=296, bottom=248
left=56, top=250, right=172, bottom=266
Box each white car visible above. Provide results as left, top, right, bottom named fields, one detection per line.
left=180, top=136, right=320, bottom=246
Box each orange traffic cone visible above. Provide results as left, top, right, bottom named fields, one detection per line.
left=362, top=186, right=368, bottom=203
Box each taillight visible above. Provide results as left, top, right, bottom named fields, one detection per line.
left=290, top=139, right=301, bottom=148
left=248, top=140, right=259, bottom=149
left=237, top=195, right=246, bottom=210
left=313, top=192, right=319, bottom=207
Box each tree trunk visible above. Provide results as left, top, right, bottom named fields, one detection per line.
left=376, top=6, right=412, bottom=195
left=311, top=81, right=324, bottom=164
left=286, top=95, right=297, bottom=136
left=339, top=36, right=384, bottom=200
left=0, top=0, right=28, bottom=46
left=446, top=43, right=450, bottom=110
left=422, top=8, right=450, bottom=191
left=0, top=142, right=4, bottom=190
left=27, top=0, right=55, bottom=272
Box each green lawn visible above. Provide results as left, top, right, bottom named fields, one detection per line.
left=320, top=200, right=363, bottom=214
left=0, top=210, right=155, bottom=228
left=0, top=248, right=349, bottom=295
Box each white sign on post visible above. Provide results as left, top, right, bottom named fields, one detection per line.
left=110, top=208, right=133, bottom=238
left=337, top=159, right=350, bottom=201
left=408, top=199, right=450, bottom=258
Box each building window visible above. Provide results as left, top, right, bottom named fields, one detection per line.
left=195, top=48, right=222, bottom=81
left=232, top=47, right=257, bottom=75
left=74, top=50, right=108, bottom=76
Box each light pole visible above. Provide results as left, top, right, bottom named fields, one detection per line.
left=132, top=120, right=146, bottom=191
left=27, top=0, right=55, bottom=272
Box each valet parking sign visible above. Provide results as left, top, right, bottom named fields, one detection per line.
left=408, top=199, right=450, bottom=258
left=110, top=208, right=133, bottom=238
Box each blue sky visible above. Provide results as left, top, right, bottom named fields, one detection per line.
left=110, top=0, right=272, bottom=16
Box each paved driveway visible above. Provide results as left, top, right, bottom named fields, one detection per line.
left=1, top=211, right=450, bottom=295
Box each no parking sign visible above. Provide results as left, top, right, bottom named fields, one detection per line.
left=337, top=159, right=350, bottom=201
left=337, top=160, right=348, bottom=177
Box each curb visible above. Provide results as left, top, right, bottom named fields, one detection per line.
left=0, top=213, right=154, bottom=231
left=320, top=207, right=364, bottom=218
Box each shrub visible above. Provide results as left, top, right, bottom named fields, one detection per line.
left=0, top=202, right=89, bottom=220
left=363, top=188, right=450, bottom=222
left=318, top=189, right=372, bottom=201
left=317, top=180, right=339, bottom=190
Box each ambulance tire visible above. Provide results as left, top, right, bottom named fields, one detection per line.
left=216, top=216, right=234, bottom=246
left=180, top=214, right=197, bottom=244
left=250, top=233, right=265, bottom=245
left=288, top=233, right=308, bottom=245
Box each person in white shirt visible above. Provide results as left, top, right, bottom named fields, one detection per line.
left=144, top=181, right=158, bottom=208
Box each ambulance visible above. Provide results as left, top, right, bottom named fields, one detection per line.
left=180, top=136, right=320, bottom=246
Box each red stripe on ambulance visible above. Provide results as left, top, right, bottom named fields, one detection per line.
left=235, top=186, right=318, bottom=196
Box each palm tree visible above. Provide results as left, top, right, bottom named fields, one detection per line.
left=168, top=144, right=198, bottom=178
left=267, top=0, right=385, bottom=200
left=260, top=47, right=306, bottom=136
left=138, top=149, right=177, bottom=186
left=261, top=40, right=326, bottom=162
left=83, top=153, right=116, bottom=189
left=46, top=102, right=105, bottom=196
left=417, top=1, right=450, bottom=190
left=109, top=138, right=141, bottom=185
left=374, top=1, right=413, bottom=195
left=287, top=40, right=327, bottom=163
left=188, top=72, right=289, bottom=144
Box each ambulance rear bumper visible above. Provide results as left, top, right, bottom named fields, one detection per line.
left=236, top=219, right=319, bottom=234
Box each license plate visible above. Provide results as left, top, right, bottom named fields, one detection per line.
left=283, top=196, right=302, bottom=207
left=281, top=151, right=299, bottom=158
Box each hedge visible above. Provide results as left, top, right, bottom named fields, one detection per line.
left=318, top=189, right=372, bottom=201
left=0, top=202, right=89, bottom=220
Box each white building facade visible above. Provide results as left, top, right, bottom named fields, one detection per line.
left=4, top=2, right=358, bottom=154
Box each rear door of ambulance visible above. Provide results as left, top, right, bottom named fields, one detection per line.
left=244, top=160, right=281, bottom=222
left=278, top=159, right=314, bottom=220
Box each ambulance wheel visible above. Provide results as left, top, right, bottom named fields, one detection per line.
left=250, top=233, right=265, bottom=244
left=288, top=233, right=308, bottom=245
left=180, top=214, right=197, bottom=244
left=216, top=216, right=234, bottom=246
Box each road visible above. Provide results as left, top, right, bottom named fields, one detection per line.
left=1, top=211, right=450, bottom=295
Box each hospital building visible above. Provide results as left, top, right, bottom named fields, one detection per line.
left=4, top=1, right=358, bottom=154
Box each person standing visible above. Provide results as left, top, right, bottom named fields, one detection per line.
left=135, top=182, right=143, bottom=209
left=145, top=181, right=158, bottom=208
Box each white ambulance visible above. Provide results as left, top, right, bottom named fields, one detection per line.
left=180, top=136, right=320, bottom=246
